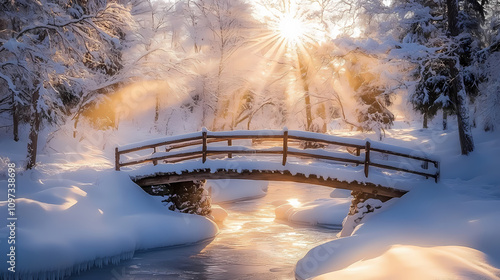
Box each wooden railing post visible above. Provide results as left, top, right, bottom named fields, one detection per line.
left=115, top=147, right=120, bottom=171
left=153, top=147, right=158, bottom=166
left=364, top=141, right=370, bottom=177
left=202, top=129, right=207, bottom=163
left=435, top=162, right=440, bottom=183
left=355, top=147, right=360, bottom=166
left=422, top=161, right=428, bottom=170
left=282, top=128, right=288, bottom=166
left=227, top=139, right=233, bottom=158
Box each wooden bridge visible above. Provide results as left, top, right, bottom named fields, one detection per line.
left=115, top=128, right=439, bottom=201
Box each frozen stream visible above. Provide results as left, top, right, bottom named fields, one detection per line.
left=71, top=182, right=340, bottom=279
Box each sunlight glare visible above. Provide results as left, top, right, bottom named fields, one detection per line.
left=277, top=14, right=306, bottom=45
left=383, top=0, right=392, bottom=6
left=287, top=198, right=302, bottom=207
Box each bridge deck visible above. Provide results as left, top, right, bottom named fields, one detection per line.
left=118, top=129, right=440, bottom=200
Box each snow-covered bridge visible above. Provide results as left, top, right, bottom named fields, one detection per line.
left=115, top=128, right=439, bottom=201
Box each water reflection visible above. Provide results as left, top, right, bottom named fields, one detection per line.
left=71, top=182, right=338, bottom=279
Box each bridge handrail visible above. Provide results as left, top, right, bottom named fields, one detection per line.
left=115, top=128, right=440, bottom=182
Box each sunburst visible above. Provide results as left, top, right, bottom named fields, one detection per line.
left=275, top=13, right=307, bottom=47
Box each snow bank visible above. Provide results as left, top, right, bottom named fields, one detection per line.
left=312, top=245, right=500, bottom=280
left=275, top=197, right=350, bottom=228
left=295, top=128, right=500, bottom=280
left=0, top=170, right=218, bottom=279
left=206, top=179, right=268, bottom=203
left=296, top=182, right=500, bottom=279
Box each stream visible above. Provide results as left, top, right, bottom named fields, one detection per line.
left=71, top=182, right=339, bottom=279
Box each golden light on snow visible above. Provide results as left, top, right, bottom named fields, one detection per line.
left=287, top=198, right=302, bottom=207
left=312, top=245, right=500, bottom=279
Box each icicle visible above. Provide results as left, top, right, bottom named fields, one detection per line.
left=6, top=250, right=136, bottom=280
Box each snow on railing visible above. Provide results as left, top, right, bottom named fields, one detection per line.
left=115, top=128, right=440, bottom=182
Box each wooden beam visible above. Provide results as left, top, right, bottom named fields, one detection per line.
left=165, top=138, right=228, bottom=152
left=364, top=141, right=370, bottom=178
left=118, top=136, right=202, bottom=154
left=287, top=151, right=364, bottom=165
left=208, top=134, right=283, bottom=140
left=202, top=130, right=207, bottom=163
left=283, top=130, right=288, bottom=166
left=133, top=169, right=407, bottom=199
left=288, top=135, right=365, bottom=149
left=370, top=162, right=437, bottom=179
left=370, top=147, right=438, bottom=166
left=153, top=147, right=158, bottom=166
left=115, top=147, right=120, bottom=171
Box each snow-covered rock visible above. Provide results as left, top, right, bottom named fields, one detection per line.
left=275, top=198, right=350, bottom=227
left=210, top=205, right=229, bottom=223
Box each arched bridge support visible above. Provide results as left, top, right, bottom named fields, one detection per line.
left=132, top=169, right=407, bottom=200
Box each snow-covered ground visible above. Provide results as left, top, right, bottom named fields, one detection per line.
left=1, top=120, right=499, bottom=279
left=295, top=123, right=500, bottom=280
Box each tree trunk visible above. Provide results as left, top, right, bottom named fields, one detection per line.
left=298, top=51, right=313, bottom=131
left=211, top=59, right=224, bottom=131
left=73, top=113, right=80, bottom=138
left=26, top=89, right=41, bottom=169
left=446, top=0, right=474, bottom=155
left=304, top=91, right=313, bottom=131
left=446, top=0, right=460, bottom=37
left=12, top=94, right=19, bottom=142
left=423, top=110, right=428, bottom=129
left=447, top=59, right=474, bottom=154
left=442, top=110, right=448, bottom=130
left=154, top=92, right=160, bottom=124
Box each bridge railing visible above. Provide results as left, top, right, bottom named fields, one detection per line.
left=115, top=128, right=440, bottom=182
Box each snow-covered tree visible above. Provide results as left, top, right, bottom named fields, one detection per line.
left=392, top=0, right=452, bottom=129
left=190, top=0, right=260, bottom=130
left=0, top=0, right=132, bottom=168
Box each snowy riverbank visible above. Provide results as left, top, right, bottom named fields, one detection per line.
left=295, top=126, right=500, bottom=280
left=0, top=169, right=218, bottom=279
